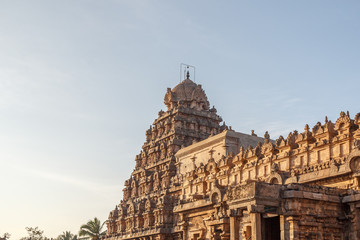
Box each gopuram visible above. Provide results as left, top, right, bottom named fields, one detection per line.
left=105, top=72, right=360, bottom=240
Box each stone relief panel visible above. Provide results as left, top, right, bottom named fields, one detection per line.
left=105, top=75, right=360, bottom=240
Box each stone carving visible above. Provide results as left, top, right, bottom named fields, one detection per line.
left=105, top=76, right=360, bottom=240
left=227, top=184, right=255, bottom=201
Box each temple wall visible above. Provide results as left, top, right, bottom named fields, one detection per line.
left=105, top=74, right=360, bottom=240
left=176, top=130, right=265, bottom=176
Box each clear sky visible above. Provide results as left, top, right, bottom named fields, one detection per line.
left=1, top=0, right=360, bottom=238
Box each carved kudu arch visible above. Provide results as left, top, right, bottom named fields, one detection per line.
left=210, top=185, right=223, bottom=204
left=267, top=172, right=283, bottom=185
left=345, top=148, right=360, bottom=173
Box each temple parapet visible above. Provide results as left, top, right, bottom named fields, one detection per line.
left=105, top=74, right=360, bottom=240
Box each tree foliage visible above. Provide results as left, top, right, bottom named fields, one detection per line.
left=0, top=233, right=11, bottom=240
left=57, top=231, right=77, bottom=240
left=20, top=227, right=49, bottom=240
left=78, top=218, right=106, bottom=240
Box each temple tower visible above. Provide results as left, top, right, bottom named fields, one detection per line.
left=105, top=73, right=360, bottom=240
left=107, top=74, right=223, bottom=239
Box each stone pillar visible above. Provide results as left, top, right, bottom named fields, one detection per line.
left=230, top=216, right=235, bottom=240
left=230, top=215, right=240, bottom=240
left=349, top=204, right=360, bottom=240
left=287, top=216, right=299, bottom=240
left=280, top=215, right=285, bottom=240
left=250, top=213, right=261, bottom=240
left=342, top=194, right=360, bottom=240
left=182, top=224, right=188, bottom=240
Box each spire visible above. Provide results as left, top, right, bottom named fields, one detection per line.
left=264, top=131, right=270, bottom=139
left=264, top=131, right=270, bottom=144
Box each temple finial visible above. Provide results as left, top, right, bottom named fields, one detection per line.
left=186, top=70, right=190, bottom=79
left=264, top=131, right=270, bottom=139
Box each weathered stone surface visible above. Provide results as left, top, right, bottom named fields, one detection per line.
left=104, top=76, right=360, bottom=240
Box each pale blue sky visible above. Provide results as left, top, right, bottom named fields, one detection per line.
left=1, top=1, right=360, bottom=238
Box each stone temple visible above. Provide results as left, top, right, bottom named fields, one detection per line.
left=105, top=73, right=360, bottom=240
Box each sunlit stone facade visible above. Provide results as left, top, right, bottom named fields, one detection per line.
left=105, top=74, right=360, bottom=240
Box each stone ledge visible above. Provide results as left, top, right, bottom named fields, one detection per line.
left=173, top=199, right=212, bottom=213
left=283, top=190, right=341, bottom=202
left=342, top=193, right=360, bottom=203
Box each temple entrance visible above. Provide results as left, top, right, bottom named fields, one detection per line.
left=262, top=215, right=280, bottom=240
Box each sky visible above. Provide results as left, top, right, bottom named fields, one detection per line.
left=1, top=0, right=360, bottom=238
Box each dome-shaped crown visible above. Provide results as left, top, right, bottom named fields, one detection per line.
left=164, top=74, right=209, bottom=111
left=172, top=79, right=198, bottom=102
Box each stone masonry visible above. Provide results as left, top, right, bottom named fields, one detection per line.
left=105, top=73, right=360, bottom=240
